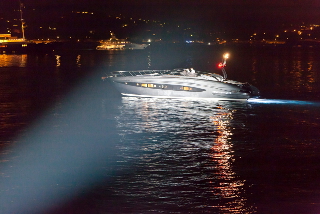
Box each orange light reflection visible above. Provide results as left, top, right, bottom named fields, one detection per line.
left=0, top=54, right=27, bottom=67
left=210, top=110, right=255, bottom=213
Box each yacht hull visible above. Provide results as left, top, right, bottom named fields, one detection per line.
left=108, top=75, right=259, bottom=100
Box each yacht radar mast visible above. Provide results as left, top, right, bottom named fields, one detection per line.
left=218, top=53, right=229, bottom=80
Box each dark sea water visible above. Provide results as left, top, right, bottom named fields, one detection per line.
left=0, top=45, right=320, bottom=214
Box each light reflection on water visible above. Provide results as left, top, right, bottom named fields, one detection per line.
left=111, top=97, right=256, bottom=213
left=0, top=54, right=27, bottom=67
left=230, top=47, right=320, bottom=100
left=0, top=47, right=319, bottom=212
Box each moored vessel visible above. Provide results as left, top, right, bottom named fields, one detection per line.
left=96, top=32, right=149, bottom=50
left=96, top=32, right=128, bottom=50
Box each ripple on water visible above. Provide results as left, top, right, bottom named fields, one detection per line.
left=109, top=98, right=256, bottom=213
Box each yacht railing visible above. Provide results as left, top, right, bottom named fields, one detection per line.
left=103, top=68, right=224, bottom=81
left=111, top=70, right=172, bottom=77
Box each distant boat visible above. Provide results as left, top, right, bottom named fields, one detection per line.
left=0, top=2, right=29, bottom=52
left=96, top=32, right=149, bottom=50
left=96, top=32, right=128, bottom=50
left=0, top=36, right=28, bottom=52
left=0, top=34, right=28, bottom=47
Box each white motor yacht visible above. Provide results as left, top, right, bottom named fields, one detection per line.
left=103, top=54, right=260, bottom=100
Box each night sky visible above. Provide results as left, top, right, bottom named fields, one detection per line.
left=1, top=0, right=320, bottom=37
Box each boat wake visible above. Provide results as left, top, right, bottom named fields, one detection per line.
left=248, top=98, right=320, bottom=106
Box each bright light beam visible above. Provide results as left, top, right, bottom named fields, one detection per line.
left=0, top=78, right=119, bottom=213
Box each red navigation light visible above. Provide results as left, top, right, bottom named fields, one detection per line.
left=218, top=62, right=223, bottom=68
